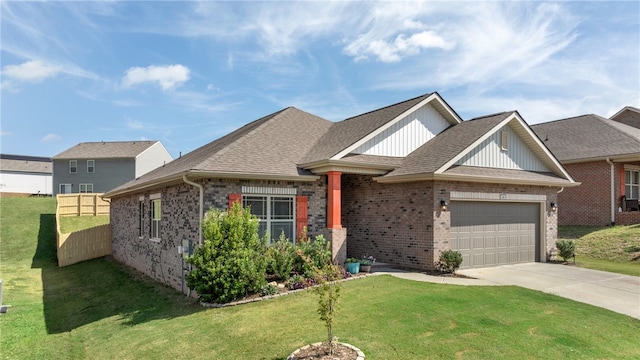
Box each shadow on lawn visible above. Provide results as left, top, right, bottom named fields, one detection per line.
left=32, top=214, right=203, bottom=334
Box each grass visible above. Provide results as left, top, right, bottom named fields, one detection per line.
left=1, top=198, right=639, bottom=360
left=558, top=225, right=640, bottom=276
left=58, top=215, right=110, bottom=233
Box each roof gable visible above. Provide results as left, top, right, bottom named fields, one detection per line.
left=378, top=112, right=574, bottom=185
left=301, top=92, right=461, bottom=164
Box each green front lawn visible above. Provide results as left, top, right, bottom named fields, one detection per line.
left=1, top=198, right=639, bottom=359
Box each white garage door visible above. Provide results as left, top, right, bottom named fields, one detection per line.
left=450, top=202, right=540, bottom=269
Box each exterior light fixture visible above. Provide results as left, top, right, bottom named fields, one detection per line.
left=550, top=202, right=557, bottom=212
left=440, top=200, right=448, bottom=211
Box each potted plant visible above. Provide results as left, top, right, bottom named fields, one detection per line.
left=359, top=255, right=375, bottom=272
left=344, top=258, right=360, bottom=274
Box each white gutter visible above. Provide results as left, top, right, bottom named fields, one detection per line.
left=605, top=158, right=615, bottom=225
left=183, top=175, right=203, bottom=245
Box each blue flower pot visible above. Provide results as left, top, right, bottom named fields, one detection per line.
left=345, top=262, right=360, bottom=274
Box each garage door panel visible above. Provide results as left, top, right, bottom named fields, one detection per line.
left=451, top=202, right=540, bottom=269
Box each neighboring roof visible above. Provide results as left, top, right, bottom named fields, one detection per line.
left=0, top=154, right=52, bottom=174
left=105, top=107, right=333, bottom=197
left=531, top=114, right=640, bottom=163
left=53, top=141, right=162, bottom=159
left=301, top=92, right=461, bottom=164
left=610, top=106, right=640, bottom=129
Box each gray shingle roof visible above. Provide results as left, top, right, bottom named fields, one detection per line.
left=106, top=107, right=333, bottom=195
left=531, top=114, right=640, bottom=162
left=53, top=141, right=161, bottom=159
left=301, top=93, right=435, bottom=163
left=381, top=112, right=512, bottom=178
left=0, top=154, right=52, bottom=174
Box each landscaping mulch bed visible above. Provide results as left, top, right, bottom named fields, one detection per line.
left=288, top=342, right=363, bottom=360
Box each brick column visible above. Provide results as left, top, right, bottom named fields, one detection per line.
left=326, top=171, right=346, bottom=264
left=327, top=171, right=342, bottom=229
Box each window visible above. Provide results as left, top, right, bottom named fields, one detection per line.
left=625, top=170, right=639, bottom=199
left=243, top=195, right=295, bottom=244
left=138, top=198, right=145, bottom=238
left=150, top=198, right=161, bottom=240
left=87, top=160, right=95, bottom=173
left=69, top=160, right=77, bottom=173
left=59, top=184, right=72, bottom=194
left=79, top=183, right=93, bottom=193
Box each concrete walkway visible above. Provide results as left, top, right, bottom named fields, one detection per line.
left=375, top=263, right=640, bottom=319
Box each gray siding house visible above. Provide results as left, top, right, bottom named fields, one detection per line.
left=104, top=93, right=577, bottom=293
left=0, top=154, right=52, bottom=196
left=52, top=141, right=173, bottom=195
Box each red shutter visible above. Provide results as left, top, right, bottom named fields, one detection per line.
left=228, top=193, right=241, bottom=210
left=296, top=195, right=308, bottom=242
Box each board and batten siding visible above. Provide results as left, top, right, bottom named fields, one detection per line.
left=456, top=125, right=549, bottom=171
left=353, top=104, right=450, bottom=157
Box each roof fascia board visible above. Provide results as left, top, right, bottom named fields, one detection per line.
left=331, top=93, right=461, bottom=160
left=374, top=172, right=580, bottom=187
left=560, top=153, right=640, bottom=164
left=435, top=113, right=576, bottom=183
left=104, top=171, right=320, bottom=198
left=611, top=106, right=640, bottom=119
left=302, top=159, right=397, bottom=175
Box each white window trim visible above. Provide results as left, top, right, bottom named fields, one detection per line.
left=69, top=160, right=77, bottom=174
left=59, top=183, right=72, bottom=194
left=79, top=183, right=93, bottom=193
left=242, top=194, right=296, bottom=244
left=87, top=160, right=95, bottom=173
left=138, top=197, right=145, bottom=239
left=625, top=169, right=639, bottom=199
left=500, top=130, right=508, bottom=151
left=150, top=197, right=161, bottom=241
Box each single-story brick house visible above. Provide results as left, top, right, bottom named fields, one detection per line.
left=105, top=93, right=577, bottom=293
left=532, top=114, right=640, bottom=226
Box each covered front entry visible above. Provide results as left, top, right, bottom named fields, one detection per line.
left=450, top=201, right=540, bottom=269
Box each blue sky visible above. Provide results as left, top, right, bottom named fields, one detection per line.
left=1, top=1, right=638, bottom=159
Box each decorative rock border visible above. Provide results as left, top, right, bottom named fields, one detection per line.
left=287, top=342, right=365, bottom=360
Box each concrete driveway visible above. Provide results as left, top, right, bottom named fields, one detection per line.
left=457, top=263, right=640, bottom=319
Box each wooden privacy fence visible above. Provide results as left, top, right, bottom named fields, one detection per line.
left=56, top=194, right=112, bottom=267
left=57, top=193, right=110, bottom=217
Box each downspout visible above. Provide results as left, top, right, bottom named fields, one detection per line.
left=605, top=158, right=615, bottom=226
left=182, top=175, right=203, bottom=245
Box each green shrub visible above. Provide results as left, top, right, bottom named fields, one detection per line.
left=294, top=228, right=331, bottom=275
left=259, top=283, right=278, bottom=297
left=438, top=249, right=463, bottom=274
left=186, top=203, right=268, bottom=304
left=556, top=239, right=576, bottom=262
left=314, top=264, right=342, bottom=355
left=266, top=233, right=296, bottom=280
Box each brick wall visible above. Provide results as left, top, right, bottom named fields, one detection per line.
left=559, top=161, right=640, bottom=226
left=342, top=175, right=559, bottom=271
left=111, top=177, right=326, bottom=293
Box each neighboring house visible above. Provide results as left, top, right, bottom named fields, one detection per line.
left=0, top=154, right=52, bottom=196
left=610, top=106, right=640, bottom=129
left=532, top=115, right=640, bottom=226
left=104, top=93, right=576, bottom=293
left=52, top=141, right=173, bottom=195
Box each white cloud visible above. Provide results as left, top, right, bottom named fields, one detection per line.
left=2, top=60, right=62, bottom=82
left=354, top=31, right=454, bottom=63
left=1, top=131, right=12, bottom=136
left=122, top=64, right=191, bottom=91
left=126, top=117, right=144, bottom=129
left=41, top=133, right=61, bottom=142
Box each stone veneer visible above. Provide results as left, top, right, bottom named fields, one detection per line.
left=342, top=174, right=560, bottom=271
left=110, top=177, right=327, bottom=293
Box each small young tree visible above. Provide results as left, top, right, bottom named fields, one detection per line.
left=186, top=202, right=267, bottom=303
left=437, top=249, right=463, bottom=274
left=314, top=264, right=342, bottom=355
left=556, top=239, right=576, bottom=262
